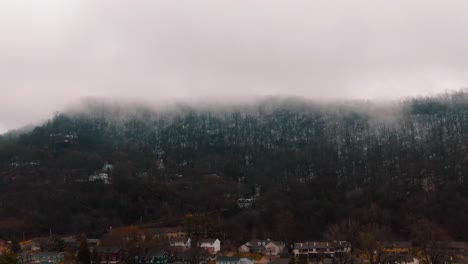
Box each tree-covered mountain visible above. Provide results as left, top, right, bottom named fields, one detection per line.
left=1, top=93, right=468, bottom=241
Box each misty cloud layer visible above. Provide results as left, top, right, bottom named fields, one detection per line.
left=2, top=0, right=468, bottom=133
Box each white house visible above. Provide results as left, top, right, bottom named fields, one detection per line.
left=102, top=163, right=114, bottom=172
left=89, top=173, right=110, bottom=184
left=293, top=241, right=351, bottom=257
left=238, top=244, right=250, bottom=253
left=169, top=237, right=191, bottom=250
left=198, top=238, right=221, bottom=254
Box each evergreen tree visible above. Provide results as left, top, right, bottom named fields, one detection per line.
left=10, top=240, right=21, bottom=254
left=77, top=239, right=91, bottom=264
left=0, top=251, right=18, bottom=264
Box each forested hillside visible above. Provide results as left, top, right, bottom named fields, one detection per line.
left=1, top=93, right=468, bottom=242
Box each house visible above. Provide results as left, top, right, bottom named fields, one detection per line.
left=62, top=236, right=77, bottom=245
left=238, top=239, right=266, bottom=254
left=136, top=250, right=169, bottom=264
left=198, top=239, right=221, bottom=254
left=145, top=227, right=186, bottom=239
left=169, top=238, right=191, bottom=251
left=396, top=256, right=419, bottom=264
left=22, top=252, right=64, bottom=264
left=237, top=198, right=255, bottom=209
left=238, top=244, right=250, bottom=253
left=98, top=247, right=123, bottom=264
left=20, top=240, right=34, bottom=252
left=437, top=241, right=467, bottom=254
left=265, top=241, right=286, bottom=256
left=102, top=163, right=114, bottom=172
left=89, top=173, right=111, bottom=184
left=61, top=236, right=100, bottom=253
left=382, top=241, right=412, bottom=254
left=20, top=239, right=44, bottom=252
left=238, top=239, right=285, bottom=255
left=293, top=241, right=351, bottom=257
left=147, top=250, right=169, bottom=264
left=436, top=241, right=468, bottom=263
left=87, top=239, right=101, bottom=252
left=216, top=256, right=254, bottom=264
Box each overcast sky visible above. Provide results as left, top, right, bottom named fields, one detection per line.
left=1, top=1, right=468, bottom=133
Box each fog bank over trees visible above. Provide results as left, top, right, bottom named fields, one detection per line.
left=0, top=91, right=468, bottom=242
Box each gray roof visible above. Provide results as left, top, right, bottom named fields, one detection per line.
left=87, top=239, right=100, bottom=244
left=250, top=245, right=265, bottom=251
left=247, top=239, right=268, bottom=246
left=62, top=236, right=77, bottom=243
left=32, top=252, right=64, bottom=257
left=267, top=241, right=285, bottom=247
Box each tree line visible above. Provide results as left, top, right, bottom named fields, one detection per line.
left=0, top=92, right=467, bottom=244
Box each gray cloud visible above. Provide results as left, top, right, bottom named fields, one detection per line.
left=1, top=0, right=468, bottom=133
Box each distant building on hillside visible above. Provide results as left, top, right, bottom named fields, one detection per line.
left=237, top=198, right=255, bottom=208
left=145, top=227, right=186, bottom=239
left=21, top=252, right=64, bottom=264
left=102, top=163, right=114, bottom=172
left=198, top=238, right=221, bottom=254
left=169, top=237, right=191, bottom=251
left=98, top=247, right=123, bottom=264
left=216, top=256, right=254, bottom=264
left=89, top=173, right=110, bottom=184
left=293, top=241, right=351, bottom=258
left=135, top=250, right=169, bottom=264
left=238, top=239, right=285, bottom=256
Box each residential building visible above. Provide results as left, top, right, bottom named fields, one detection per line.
left=238, top=239, right=285, bottom=255
left=237, top=198, right=255, bottom=209
left=382, top=241, right=412, bottom=254
left=98, top=247, right=122, bottom=264
left=146, top=250, right=169, bottom=264
left=293, top=241, right=351, bottom=257
left=89, top=173, right=110, bottom=184
left=198, top=239, right=221, bottom=254
left=145, top=227, right=186, bottom=239
left=22, top=252, right=64, bottom=264
left=135, top=250, right=168, bottom=264
left=216, top=256, right=254, bottom=264
left=169, top=238, right=191, bottom=251
left=265, top=241, right=286, bottom=256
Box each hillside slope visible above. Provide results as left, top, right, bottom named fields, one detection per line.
left=1, top=94, right=468, bottom=240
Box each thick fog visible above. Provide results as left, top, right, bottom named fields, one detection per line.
left=1, top=0, right=468, bottom=133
